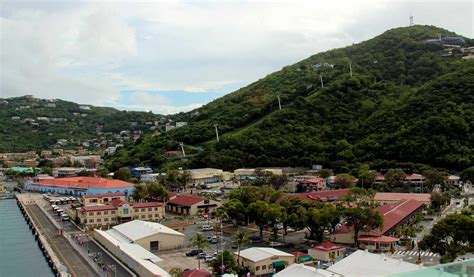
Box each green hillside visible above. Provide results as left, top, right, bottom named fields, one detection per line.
left=0, top=96, right=165, bottom=152
left=106, top=26, right=474, bottom=171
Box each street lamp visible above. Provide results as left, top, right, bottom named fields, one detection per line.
left=109, top=264, right=116, bottom=277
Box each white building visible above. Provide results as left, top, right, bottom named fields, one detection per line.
left=275, top=264, right=340, bottom=277
left=326, top=250, right=423, bottom=277
left=237, top=247, right=294, bottom=276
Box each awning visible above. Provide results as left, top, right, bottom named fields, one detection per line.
left=273, top=261, right=286, bottom=267
left=298, top=256, right=313, bottom=263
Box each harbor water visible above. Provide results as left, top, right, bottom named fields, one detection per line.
left=0, top=199, right=54, bottom=277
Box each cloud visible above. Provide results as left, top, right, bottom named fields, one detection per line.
left=0, top=0, right=472, bottom=114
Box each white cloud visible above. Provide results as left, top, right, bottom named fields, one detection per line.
left=0, top=0, right=472, bottom=114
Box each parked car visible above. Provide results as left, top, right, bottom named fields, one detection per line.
left=204, top=255, right=215, bottom=262
left=61, top=214, right=69, bottom=221
left=269, top=241, right=283, bottom=247
left=198, top=252, right=207, bottom=259
left=202, top=225, right=214, bottom=231
left=185, top=249, right=203, bottom=257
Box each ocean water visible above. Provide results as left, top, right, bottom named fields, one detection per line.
left=0, top=199, right=54, bottom=277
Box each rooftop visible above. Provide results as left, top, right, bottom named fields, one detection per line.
left=327, top=250, right=422, bottom=277
left=312, top=241, right=345, bottom=252
left=374, top=193, right=431, bottom=203
left=36, top=177, right=134, bottom=189
left=132, top=202, right=164, bottom=208
left=79, top=205, right=117, bottom=212
left=237, top=247, right=294, bottom=262
left=275, top=263, right=339, bottom=277
left=110, top=220, right=184, bottom=241
left=168, top=194, right=204, bottom=207
left=377, top=199, right=424, bottom=234
left=183, top=269, right=212, bottom=277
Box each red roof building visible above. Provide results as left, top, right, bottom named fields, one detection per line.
left=167, top=194, right=220, bottom=216
left=374, top=192, right=431, bottom=205
left=309, top=242, right=345, bottom=261
left=84, top=192, right=125, bottom=198
left=281, top=189, right=351, bottom=202
left=376, top=199, right=424, bottom=235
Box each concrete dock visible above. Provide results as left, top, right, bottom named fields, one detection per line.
left=17, top=194, right=97, bottom=277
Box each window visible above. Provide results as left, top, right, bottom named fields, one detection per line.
left=154, top=208, right=158, bottom=211
left=84, top=219, right=87, bottom=223
left=104, top=218, right=109, bottom=222
left=97, top=218, right=101, bottom=222
left=91, top=199, right=97, bottom=203
left=150, top=241, right=159, bottom=251
left=97, top=212, right=101, bottom=215
left=103, top=198, right=109, bottom=202
left=262, top=265, right=266, bottom=270
left=141, top=208, right=145, bottom=212
left=148, top=214, right=152, bottom=218
left=88, top=212, right=94, bottom=216
left=141, top=215, right=145, bottom=218
left=256, top=266, right=260, bottom=271
left=148, top=208, right=152, bottom=211
left=111, top=211, right=116, bottom=214
left=104, top=211, right=108, bottom=215
left=89, top=219, right=94, bottom=223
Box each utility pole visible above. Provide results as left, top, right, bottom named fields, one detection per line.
left=214, top=124, right=220, bottom=142
left=349, top=61, right=353, bottom=77
left=320, top=74, right=324, bottom=89
left=179, top=142, right=186, bottom=157
left=277, top=95, right=282, bottom=110
left=409, top=13, right=414, bottom=27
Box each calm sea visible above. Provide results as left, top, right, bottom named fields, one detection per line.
left=0, top=199, right=54, bottom=277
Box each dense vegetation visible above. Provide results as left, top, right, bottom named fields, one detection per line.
left=108, top=25, right=474, bottom=172
left=0, top=96, right=164, bottom=152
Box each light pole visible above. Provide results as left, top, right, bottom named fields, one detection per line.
left=109, top=264, right=116, bottom=277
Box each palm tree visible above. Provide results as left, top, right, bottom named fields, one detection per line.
left=191, top=233, right=209, bottom=269
left=234, top=230, right=249, bottom=266
left=169, top=268, right=183, bottom=277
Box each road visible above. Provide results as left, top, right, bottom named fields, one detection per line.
left=35, top=195, right=134, bottom=277
left=25, top=203, right=96, bottom=277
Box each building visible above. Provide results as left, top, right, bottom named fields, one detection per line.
left=22, top=159, right=38, bottom=168
left=234, top=168, right=284, bottom=182
left=308, top=242, right=345, bottom=262
left=104, top=220, right=184, bottom=252
left=167, top=194, right=220, bottom=216
left=237, top=247, right=294, bottom=276
left=374, top=173, right=425, bottom=186
left=330, top=199, right=424, bottom=251
left=131, top=167, right=153, bottom=179
left=446, top=175, right=461, bottom=186
left=83, top=192, right=126, bottom=205
left=274, top=263, right=339, bottom=277
left=326, top=250, right=423, bottom=277
left=282, top=189, right=351, bottom=203
left=8, top=166, right=35, bottom=174
left=25, top=177, right=135, bottom=196
left=292, top=251, right=313, bottom=264
left=55, top=167, right=83, bottom=177
left=94, top=227, right=170, bottom=277
left=296, top=178, right=328, bottom=192
left=187, top=168, right=224, bottom=185
left=374, top=192, right=431, bottom=206
left=77, top=200, right=165, bottom=228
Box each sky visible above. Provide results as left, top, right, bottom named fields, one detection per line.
left=0, top=0, right=472, bottom=115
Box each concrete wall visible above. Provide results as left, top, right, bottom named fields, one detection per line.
left=136, top=232, right=185, bottom=252
left=330, top=232, right=354, bottom=245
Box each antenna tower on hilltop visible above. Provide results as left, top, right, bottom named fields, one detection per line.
left=409, top=13, right=414, bottom=27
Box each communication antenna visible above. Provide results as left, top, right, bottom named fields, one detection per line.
left=214, top=123, right=220, bottom=142
left=349, top=61, right=353, bottom=77
left=320, top=74, right=324, bottom=89
left=409, top=13, right=414, bottom=27
left=277, top=95, right=282, bottom=110
left=179, top=142, right=186, bottom=157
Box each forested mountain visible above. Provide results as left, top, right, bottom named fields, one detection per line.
left=107, top=25, right=474, bottom=172
left=0, top=96, right=165, bottom=152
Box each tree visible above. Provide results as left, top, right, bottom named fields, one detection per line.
left=190, top=233, right=209, bottom=269
left=72, top=161, right=83, bottom=168
left=385, top=169, right=407, bottom=188
left=41, top=167, right=53, bottom=176
left=249, top=200, right=271, bottom=238
left=78, top=170, right=93, bottom=177
left=234, top=230, right=250, bottom=266
left=319, top=169, right=332, bottom=179
left=131, top=184, right=146, bottom=202
left=268, top=174, right=289, bottom=190
left=461, top=166, right=474, bottom=183
left=431, top=191, right=450, bottom=212
left=146, top=182, right=169, bottom=201
left=114, top=167, right=132, bottom=181
left=265, top=203, right=285, bottom=240
left=177, top=170, right=191, bottom=191
left=419, top=214, right=474, bottom=263
left=345, top=206, right=383, bottom=246
left=334, top=173, right=356, bottom=188
left=169, top=268, right=183, bottom=277
left=253, top=168, right=273, bottom=186
left=423, top=169, right=446, bottom=192
left=223, top=199, right=246, bottom=225
left=96, top=168, right=109, bottom=178
left=306, top=204, right=340, bottom=242
left=209, top=250, right=239, bottom=274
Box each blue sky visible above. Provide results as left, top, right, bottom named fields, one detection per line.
left=1, top=0, right=472, bottom=114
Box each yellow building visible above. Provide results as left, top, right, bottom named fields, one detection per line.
left=77, top=200, right=165, bottom=229
left=308, top=242, right=345, bottom=261
left=237, top=247, right=294, bottom=276
left=83, top=192, right=126, bottom=205
left=167, top=194, right=220, bottom=216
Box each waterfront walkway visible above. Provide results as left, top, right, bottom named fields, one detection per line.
left=18, top=194, right=97, bottom=277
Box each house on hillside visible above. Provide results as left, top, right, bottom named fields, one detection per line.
left=167, top=194, right=220, bottom=216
